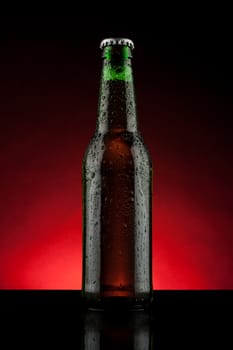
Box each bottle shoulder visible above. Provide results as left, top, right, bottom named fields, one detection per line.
left=83, top=131, right=152, bottom=168
left=85, top=130, right=149, bottom=147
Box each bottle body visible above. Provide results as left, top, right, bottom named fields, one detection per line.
left=82, top=39, right=152, bottom=310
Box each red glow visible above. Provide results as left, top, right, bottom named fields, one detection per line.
left=0, top=40, right=232, bottom=290
left=0, top=210, right=82, bottom=289
left=0, top=117, right=232, bottom=289
left=1, top=176, right=232, bottom=289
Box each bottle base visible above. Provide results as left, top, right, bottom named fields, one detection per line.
left=82, top=292, right=153, bottom=312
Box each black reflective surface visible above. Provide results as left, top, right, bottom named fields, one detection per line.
left=1, top=291, right=232, bottom=348
left=82, top=309, right=152, bottom=349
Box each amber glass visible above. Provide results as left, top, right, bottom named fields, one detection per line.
left=82, top=42, right=152, bottom=310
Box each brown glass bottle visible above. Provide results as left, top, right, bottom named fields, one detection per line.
left=82, top=38, right=152, bottom=310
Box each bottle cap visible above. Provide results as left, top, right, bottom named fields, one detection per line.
left=100, top=38, right=134, bottom=50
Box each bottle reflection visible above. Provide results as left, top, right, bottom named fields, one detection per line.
left=82, top=310, right=152, bottom=349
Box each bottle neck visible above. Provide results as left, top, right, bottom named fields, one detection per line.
left=97, top=46, right=138, bottom=133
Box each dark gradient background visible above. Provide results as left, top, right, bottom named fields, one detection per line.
left=0, top=15, right=232, bottom=289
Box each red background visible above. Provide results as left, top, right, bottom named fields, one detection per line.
left=0, top=16, right=232, bottom=289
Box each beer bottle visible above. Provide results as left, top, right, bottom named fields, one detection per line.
left=82, top=38, right=152, bottom=310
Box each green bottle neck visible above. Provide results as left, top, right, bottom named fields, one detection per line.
left=97, top=46, right=138, bottom=133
